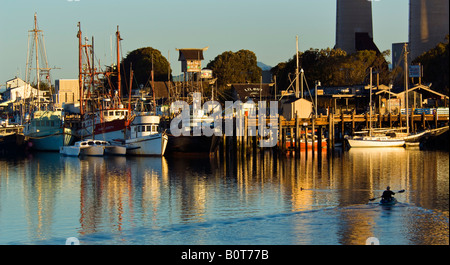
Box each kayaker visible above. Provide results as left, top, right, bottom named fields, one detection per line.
left=381, top=186, right=395, bottom=201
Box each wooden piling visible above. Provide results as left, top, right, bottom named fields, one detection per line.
left=311, top=117, right=315, bottom=157
left=351, top=110, right=355, bottom=135
left=304, top=125, right=308, bottom=155
left=341, top=112, right=345, bottom=143
left=318, top=126, right=323, bottom=157
left=243, top=115, right=248, bottom=154
left=295, top=116, right=300, bottom=156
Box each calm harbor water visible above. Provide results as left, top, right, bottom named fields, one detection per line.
left=0, top=148, right=448, bottom=245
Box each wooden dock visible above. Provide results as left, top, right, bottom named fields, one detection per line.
left=162, top=110, right=449, bottom=157
left=219, top=111, right=449, bottom=157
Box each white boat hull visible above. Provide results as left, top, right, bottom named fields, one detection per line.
left=347, top=138, right=405, bottom=148
left=80, top=146, right=104, bottom=156
left=126, top=133, right=168, bottom=156
left=105, top=145, right=127, bottom=156
left=60, top=146, right=80, bottom=156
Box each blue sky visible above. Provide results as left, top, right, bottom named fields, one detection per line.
left=0, top=0, right=408, bottom=85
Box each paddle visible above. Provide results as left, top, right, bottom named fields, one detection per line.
left=369, top=189, right=405, bottom=201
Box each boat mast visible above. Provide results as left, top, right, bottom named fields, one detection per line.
left=33, top=14, right=40, bottom=109
left=77, top=22, right=84, bottom=116
left=404, top=43, right=409, bottom=134
left=25, top=13, right=54, bottom=111
left=152, top=55, right=156, bottom=112
left=295, top=36, right=299, bottom=98
left=116, top=26, right=122, bottom=100
left=369, top=67, right=373, bottom=137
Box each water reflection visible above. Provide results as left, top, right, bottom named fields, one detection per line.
left=0, top=148, right=448, bottom=245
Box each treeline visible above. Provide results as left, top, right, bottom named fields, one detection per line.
left=413, top=35, right=449, bottom=95
left=271, top=48, right=391, bottom=90
left=116, top=35, right=449, bottom=100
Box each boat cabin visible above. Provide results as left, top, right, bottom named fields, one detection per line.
left=26, top=110, right=64, bottom=134
left=129, top=115, right=160, bottom=139
left=102, top=109, right=129, bottom=122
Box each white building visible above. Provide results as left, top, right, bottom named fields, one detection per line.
left=281, top=98, right=313, bottom=120
left=54, top=79, right=80, bottom=109
left=1, top=77, right=43, bottom=104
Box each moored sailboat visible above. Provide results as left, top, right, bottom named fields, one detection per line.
left=346, top=66, right=406, bottom=148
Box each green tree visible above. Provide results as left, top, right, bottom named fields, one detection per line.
left=413, top=35, right=449, bottom=95
left=121, top=47, right=171, bottom=90
left=272, top=48, right=391, bottom=90
left=207, top=49, right=262, bottom=88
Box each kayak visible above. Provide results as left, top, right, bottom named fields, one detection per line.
left=379, top=198, right=397, bottom=206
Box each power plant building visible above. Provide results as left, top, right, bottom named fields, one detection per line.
left=335, top=0, right=380, bottom=54
left=409, top=0, right=449, bottom=60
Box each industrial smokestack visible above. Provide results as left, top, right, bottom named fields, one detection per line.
left=335, top=0, right=379, bottom=54
left=409, top=0, right=449, bottom=60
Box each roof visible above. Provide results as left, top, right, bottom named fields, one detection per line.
left=397, top=84, right=449, bottom=99
left=283, top=97, right=313, bottom=105
left=374, top=90, right=397, bottom=96
left=177, top=47, right=208, bottom=61
left=230, top=83, right=274, bottom=102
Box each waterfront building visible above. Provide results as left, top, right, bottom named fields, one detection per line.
left=229, top=83, right=275, bottom=104
left=1, top=77, right=42, bottom=106
left=54, top=79, right=80, bottom=111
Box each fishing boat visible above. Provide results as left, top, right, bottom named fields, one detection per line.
left=20, top=15, right=75, bottom=151
left=60, top=139, right=105, bottom=156
left=0, top=122, right=26, bottom=154
left=120, top=113, right=168, bottom=156
left=75, top=25, right=130, bottom=144
left=78, top=107, right=129, bottom=142
left=283, top=132, right=327, bottom=150
left=165, top=111, right=221, bottom=155
left=24, top=110, right=74, bottom=151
